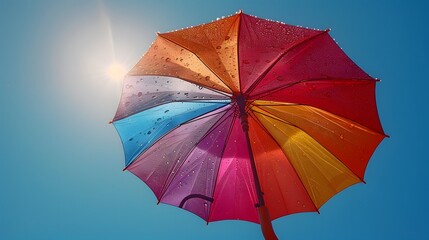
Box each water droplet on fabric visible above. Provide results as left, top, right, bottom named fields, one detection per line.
left=205, top=76, right=210, bottom=81
left=198, top=86, right=203, bottom=90
left=216, top=46, right=221, bottom=49
left=129, top=138, right=134, bottom=141
left=147, top=131, right=152, bottom=135
left=137, top=92, right=143, bottom=97
left=164, top=110, right=169, bottom=113
left=224, top=36, right=230, bottom=40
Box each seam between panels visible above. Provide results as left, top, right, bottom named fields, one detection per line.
left=250, top=77, right=376, bottom=100
left=247, top=109, right=320, bottom=213
left=201, top=14, right=240, bottom=93
left=249, top=84, right=386, bottom=137
left=247, top=113, right=289, bottom=215
left=240, top=13, right=262, bottom=94
left=250, top=105, right=365, bottom=183
left=123, top=103, right=229, bottom=170
left=115, top=99, right=231, bottom=123
left=156, top=107, right=234, bottom=205
left=221, top=14, right=241, bottom=93
left=245, top=30, right=329, bottom=96
left=206, top=109, right=238, bottom=223
left=157, top=35, right=235, bottom=94
left=251, top=100, right=386, bottom=141
left=236, top=12, right=243, bottom=94
left=183, top=105, right=232, bottom=125
left=199, top=25, right=237, bottom=93
left=127, top=73, right=232, bottom=98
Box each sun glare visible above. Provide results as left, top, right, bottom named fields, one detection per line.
left=107, top=62, right=127, bottom=81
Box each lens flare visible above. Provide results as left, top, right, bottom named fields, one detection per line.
left=107, top=62, right=127, bottom=81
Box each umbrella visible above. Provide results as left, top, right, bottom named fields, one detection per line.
left=111, top=11, right=386, bottom=239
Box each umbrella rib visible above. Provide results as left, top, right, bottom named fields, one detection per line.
left=245, top=30, right=329, bottom=96
left=157, top=108, right=235, bottom=204
left=170, top=99, right=230, bottom=104
left=236, top=11, right=243, bottom=93
left=182, top=104, right=233, bottom=124
left=157, top=35, right=235, bottom=94
left=113, top=99, right=231, bottom=122
left=247, top=110, right=320, bottom=213
left=250, top=99, right=387, bottom=137
left=249, top=105, right=366, bottom=183
left=207, top=109, right=238, bottom=223
left=200, top=14, right=240, bottom=91
left=248, top=114, right=289, bottom=216
left=157, top=108, right=233, bottom=201
left=128, top=73, right=232, bottom=98
left=250, top=77, right=379, bottom=100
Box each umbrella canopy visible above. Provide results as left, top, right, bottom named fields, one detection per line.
left=112, top=11, right=386, bottom=239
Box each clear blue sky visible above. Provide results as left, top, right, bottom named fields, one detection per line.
left=1, top=0, right=428, bottom=239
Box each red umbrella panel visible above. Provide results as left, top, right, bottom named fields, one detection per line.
left=112, top=11, right=386, bottom=238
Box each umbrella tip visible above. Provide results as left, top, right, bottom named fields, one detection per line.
left=325, top=28, right=331, bottom=32
left=375, top=78, right=382, bottom=82
left=108, top=120, right=113, bottom=124
left=238, top=9, right=243, bottom=14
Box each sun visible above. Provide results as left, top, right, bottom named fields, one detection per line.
left=107, top=62, right=127, bottom=81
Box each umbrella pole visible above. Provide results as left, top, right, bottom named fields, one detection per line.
left=237, top=95, right=278, bottom=240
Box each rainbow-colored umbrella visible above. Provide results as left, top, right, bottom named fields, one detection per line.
left=111, top=11, right=386, bottom=239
